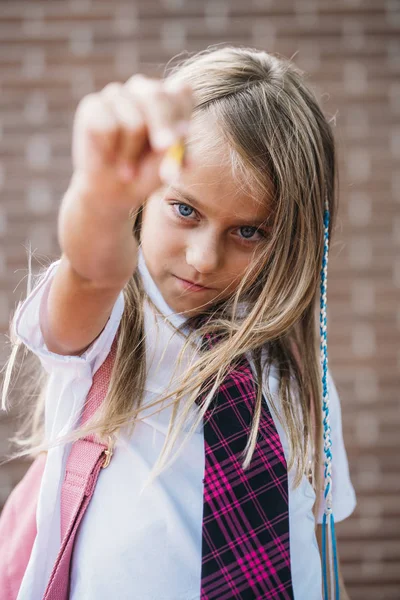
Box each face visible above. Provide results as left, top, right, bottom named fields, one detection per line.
left=140, top=117, right=272, bottom=317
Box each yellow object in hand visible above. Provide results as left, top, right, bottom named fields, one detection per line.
left=164, top=140, right=186, bottom=168
left=160, top=139, right=186, bottom=184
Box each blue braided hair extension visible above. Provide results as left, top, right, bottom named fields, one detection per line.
left=320, top=195, right=340, bottom=600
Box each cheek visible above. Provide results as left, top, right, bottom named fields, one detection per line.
left=222, top=251, right=258, bottom=291
left=226, top=252, right=252, bottom=279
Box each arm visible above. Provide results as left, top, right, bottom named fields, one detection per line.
left=315, top=524, right=351, bottom=600
left=42, top=178, right=137, bottom=357
left=42, top=75, right=193, bottom=357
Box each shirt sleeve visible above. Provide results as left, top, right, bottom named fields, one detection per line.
left=12, top=259, right=125, bottom=377
left=316, top=369, right=357, bottom=523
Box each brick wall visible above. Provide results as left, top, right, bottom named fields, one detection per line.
left=0, top=1, right=399, bottom=598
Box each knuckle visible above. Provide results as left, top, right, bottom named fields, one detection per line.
left=125, top=73, right=148, bottom=91
left=101, top=82, right=123, bottom=97
left=152, top=89, right=169, bottom=106
left=78, top=98, right=118, bottom=133
left=106, top=81, right=123, bottom=90
left=77, top=93, right=96, bottom=112
left=126, top=74, right=161, bottom=98
left=117, top=101, right=144, bottom=132
left=75, top=94, right=102, bottom=124
left=127, top=73, right=145, bottom=83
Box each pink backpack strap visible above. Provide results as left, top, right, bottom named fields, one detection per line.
left=43, top=337, right=118, bottom=600
left=0, top=453, right=46, bottom=600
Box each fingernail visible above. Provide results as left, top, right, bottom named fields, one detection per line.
left=152, top=128, right=178, bottom=151
left=175, top=121, right=190, bottom=137
left=159, top=156, right=181, bottom=184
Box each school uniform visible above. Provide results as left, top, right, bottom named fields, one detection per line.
left=13, top=251, right=356, bottom=600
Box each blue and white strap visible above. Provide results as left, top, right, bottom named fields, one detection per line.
left=320, top=196, right=340, bottom=600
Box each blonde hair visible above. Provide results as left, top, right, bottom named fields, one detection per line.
left=2, top=45, right=338, bottom=521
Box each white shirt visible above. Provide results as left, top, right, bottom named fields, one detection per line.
left=13, top=253, right=356, bottom=600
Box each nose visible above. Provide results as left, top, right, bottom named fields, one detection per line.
left=186, top=231, right=221, bottom=274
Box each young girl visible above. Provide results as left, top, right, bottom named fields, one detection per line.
left=3, top=45, right=356, bottom=600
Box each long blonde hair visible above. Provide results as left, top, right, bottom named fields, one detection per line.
left=2, top=45, right=338, bottom=520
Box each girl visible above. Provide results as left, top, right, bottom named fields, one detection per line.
left=3, top=45, right=356, bottom=599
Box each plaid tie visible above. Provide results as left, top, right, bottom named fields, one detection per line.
left=195, top=330, right=294, bottom=599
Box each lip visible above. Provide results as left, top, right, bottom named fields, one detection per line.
left=173, top=275, right=212, bottom=292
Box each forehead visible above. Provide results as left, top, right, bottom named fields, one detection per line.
left=176, top=114, right=270, bottom=223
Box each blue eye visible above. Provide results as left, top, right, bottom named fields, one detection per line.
left=173, top=203, right=196, bottom=218
left=239, top=226, right=258, bottom=239
left=178, top=204, right=194, bottom=217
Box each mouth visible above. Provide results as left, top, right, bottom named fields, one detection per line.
left=173, top=275, right=213, bottom=292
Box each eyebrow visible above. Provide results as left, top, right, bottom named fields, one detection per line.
left=168, top=185, right=272, bottom=228
left=169, top=186, right=202, bottom=209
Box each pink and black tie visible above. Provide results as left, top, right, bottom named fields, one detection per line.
left=195, top=333, right=294, bottom=599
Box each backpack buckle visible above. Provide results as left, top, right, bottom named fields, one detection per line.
left=102, top=435, right=115, bottom=469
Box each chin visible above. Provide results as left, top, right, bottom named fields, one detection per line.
left=172, top=298, right=206, bottom=316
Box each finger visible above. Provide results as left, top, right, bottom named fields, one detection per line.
left=73, top=93, right=120, bottom=169
left=101, top=82, right=146, bottom=131
left=101, top=82, right=148, bottom=180
left=163, top=79, right=194, bottom=169
left=125, top=75, right=191, bottom=151
left=164, top=77, right=194, bottom=134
